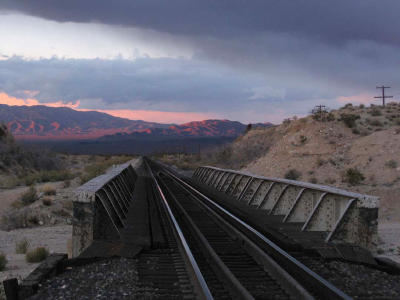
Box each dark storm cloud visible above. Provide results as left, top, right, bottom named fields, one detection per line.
left=0, top=56, right=263, bottom=111
left=1, top=0, right=400, bottom=47
left=2, top=1, right=400, bottom=121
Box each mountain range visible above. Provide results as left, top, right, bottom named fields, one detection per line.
left=0, top=104, right=273, bottom=141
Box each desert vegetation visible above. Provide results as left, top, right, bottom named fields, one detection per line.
left=25, top=247, right=49, bottom=263
left=15, top=238, right=30, bottom=254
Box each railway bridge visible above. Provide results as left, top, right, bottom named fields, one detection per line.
left=4, top=157, right=400, bottom=300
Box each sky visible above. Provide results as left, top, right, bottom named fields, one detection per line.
left=0, top=1, right=399, bottom=124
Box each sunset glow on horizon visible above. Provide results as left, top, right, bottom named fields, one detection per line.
left=0, top=92, right=217, bottom=124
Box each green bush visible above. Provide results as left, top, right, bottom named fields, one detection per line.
left=23, top=170, right=74, bottom=185
left=26, top=247, right=49, bottom=263
left=80, top=156, right=132, bottom=183
left=42, top=197, right=52, bottom=206
left=15, top=238, right=30, bottom=254
left=385, top=160, right=398, bottom=169
left=21, top=186, right=37, bottom=205
left=284, top=169, right=302, bottom=180
left=344, top=168, right=365, bottom=185
left=0, top=252, right=7, bottom=271
left=370, top=108, right=382, bottom=116
left=370, top=119, right=383, bottom=127
left=340, top=113, right=360, bottom=128
left=42, top=184, right=56, bottom=195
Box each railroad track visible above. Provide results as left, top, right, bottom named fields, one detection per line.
left=145, top=158, right=351, bottom=300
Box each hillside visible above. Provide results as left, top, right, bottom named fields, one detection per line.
left=218, top=103, right=400, bottom=224
left=100, top=120, right=273, bottom=141
left=0, top=104, right=170, bottom=139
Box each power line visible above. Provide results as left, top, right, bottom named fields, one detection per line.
left=374, top=86, right=393, bottom=107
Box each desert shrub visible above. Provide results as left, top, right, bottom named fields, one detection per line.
left=42, top=197, right=52, bottom=206
left=26, top=247, right=49, bottom=263
left=370, top=119, right=383, bottom=127
left=284, top=169, right=301, bottom=180
left=0, top=253, right=7, bottom=271
left=352, top=128, right=360, bottom=134
left=359, top=104, right=365, bottom=109
left=395, top=119, right=400, bottom=126
left=370, top=108, right=382, bottom=116
left=385, top=160, right=398, bottom=169
left=15, top=238, right=30, bottom=254
left=80, top=156, right=132, bottom=183
left=64, top=179, right=71, bottom=188
left=341, top=103, right=353, bottom=109
left=21, top=186, right=37, bottom=205
left=316, top=158, right=325, bottom=167
left=340, top=113, right=360, bottom=128
left=326, top=112, right=335, bottom=121
left=283, top=118, right=291, bottom=125
left=23, top=170, right=74, bottom=185
left=62, top=200, right=74, bottom=211
left=28, top=215, right=39, bottom=225
left=42, top=184, right=56, bottom=195
left=310, top=177, right=317, bottom=184
left=344, top=168, right=365, bottom=185
left=299, top=135, right=307, bottom=144
left=0, top=208, right=29, bottom=230
left=11, top=200, right=24, bottom=209
left=326, top=178, right=337, bottom=184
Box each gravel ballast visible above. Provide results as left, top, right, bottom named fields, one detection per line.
left=30, top=258, right=138, bottom=300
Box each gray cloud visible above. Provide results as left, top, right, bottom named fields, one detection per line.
left=0, top=56, right=340, bottom=122
left=1, top=1, right=400, bottom=47
left=1, top=1, right=400, bottom=122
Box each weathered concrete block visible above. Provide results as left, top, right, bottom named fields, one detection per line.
left=72, top=159, right=139, bottom=257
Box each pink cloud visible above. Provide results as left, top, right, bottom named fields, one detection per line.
left=0, top=91, right=217, bottom=124
left=94, top=109, right=217, bottom=124
left=336, top=93, right=377, bottom=105
left=0, top=92, right=80, bottom=108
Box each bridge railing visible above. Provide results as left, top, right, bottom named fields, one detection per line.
left=72, top=160, right=138, bottom=257
left=193, top=166, right=379, bottom=250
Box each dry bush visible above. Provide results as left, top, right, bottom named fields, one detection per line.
left=80, top=155, right=133, bottom=183
left=15, top=238, right=30, bottom=254
left=42, top=197, right=53, bottom=206
left=370, top=108, right=382, bottom=116
left=344, top=168, right=365, bottom=185
left=0, top=207, right=43, bottom=230
left=370, top=119, right=383, bottom=127
left=26, top=247, right=49, bottom=263
left=21, top=186, right=37, bottom=205
left=1, top=209, right=28, bottom=230
left=42, top=184, right=56, bottom=195
left=385, top=160, right=398, bottom=169
left=340, top=113, right=360, bottom=128
left=284, top=169, right=302, bottom=180
left=23, top=170, right=74, bottom=185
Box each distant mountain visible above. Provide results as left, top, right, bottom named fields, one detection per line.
left=0, top=104, right=170, bottom=139
left=99, top=119, right=273, bottom=141
left=0, top=104, right=273, bottom=141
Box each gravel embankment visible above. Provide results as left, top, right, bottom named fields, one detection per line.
left=30, top=258, right=138, bottom=300
left=306, top=258, right=400, bottom=299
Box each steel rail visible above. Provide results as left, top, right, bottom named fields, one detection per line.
left=155, top=161, right=352, bottom=300
left=144, top=160, right=213, bottom=300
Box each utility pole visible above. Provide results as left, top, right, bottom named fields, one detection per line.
left=374, top=86, right=393, bottom=107
left=315, top=104, right=326, bottom=122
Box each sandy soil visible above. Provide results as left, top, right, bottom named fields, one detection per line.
left=0, top=225, right=71, bottom=283
left=0, top=187, right=29, bottom=216
left=378, top=222, right=400, bottom=264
